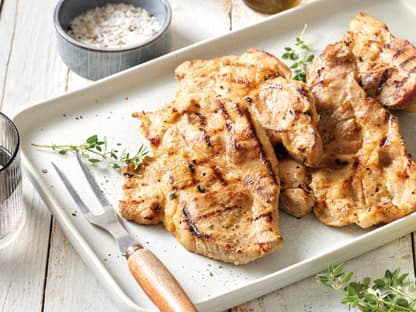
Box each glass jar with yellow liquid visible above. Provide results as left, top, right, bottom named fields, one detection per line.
left=243, top=0, right=302, bottom=14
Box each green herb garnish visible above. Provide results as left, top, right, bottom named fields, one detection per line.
left=317, top=263, right=416, bottom=312
left=282, top=24, right=315, bottom=82
left=33, top=134, right=148, bottom=170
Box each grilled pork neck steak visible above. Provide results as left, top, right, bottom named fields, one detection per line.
left=176, top=49, right=320, bottom=217
left=278, top=157, right=314, bottom=218
left=307, top=41, right=416, bottom=228
left=120, top=89, right=283, bottom=265
left=345, top=13, right=416, bottom=110
left=175, top=49, right=323, bottom=168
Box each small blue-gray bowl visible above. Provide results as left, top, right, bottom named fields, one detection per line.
left=54, top=0, right=172, bottom=80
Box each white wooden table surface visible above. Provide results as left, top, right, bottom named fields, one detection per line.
left=0, top=0, right=415, bottom=311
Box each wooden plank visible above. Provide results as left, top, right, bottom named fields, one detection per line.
left=0, top=0, right=67, bottom=311
left=232, top=235, right=415, bottom=312
left=0, top=0, right=18, bottom=112
left=413, top=233, right=416, bottom=273
left=0, top=0, right=68, bottom=115
left=42, top=220, right=117, bottom=312
left=168, top=0, right=232, bottom=50
left=0, top=180, right=52, bottom=312
left=231, top=0, right=267, bottom=30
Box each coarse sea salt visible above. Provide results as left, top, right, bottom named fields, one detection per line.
left=67, top=3, right=162, bottom=49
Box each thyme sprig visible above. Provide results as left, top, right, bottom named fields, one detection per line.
left=317, top=263, right=416, bottom=312
left=282, top=24, right=315, bottom=82
left=32, top=134, right=148, bottom=170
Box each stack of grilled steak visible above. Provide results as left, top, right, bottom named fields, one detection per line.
left=120, top=13, right=416, bottom=264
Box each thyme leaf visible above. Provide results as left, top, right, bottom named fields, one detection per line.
left=282, top=24, right=315, bottom=83
left=317, top=263, right=416, bottom=312
left=32, top=134, right=148, bottom=171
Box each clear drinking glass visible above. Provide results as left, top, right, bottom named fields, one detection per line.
left=0, top=112, right=24, bottom=248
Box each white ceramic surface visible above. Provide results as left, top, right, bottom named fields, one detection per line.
left=14, top=0, right=416, bottom=311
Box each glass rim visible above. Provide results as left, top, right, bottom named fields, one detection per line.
left=0, top=112, right=20, bottom=173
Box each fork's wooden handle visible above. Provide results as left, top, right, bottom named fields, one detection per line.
left=127, top=248, right=197, bottom=312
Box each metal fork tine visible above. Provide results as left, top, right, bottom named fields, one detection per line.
left=75, top=152, right=111, bottom=208
left=51, top=162, right=91, bottom=216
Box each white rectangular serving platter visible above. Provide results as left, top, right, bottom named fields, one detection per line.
left=14, top=0, right=416, bottom=310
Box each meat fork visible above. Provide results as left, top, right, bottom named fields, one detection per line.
left=51, top=153, right=196, bottom=312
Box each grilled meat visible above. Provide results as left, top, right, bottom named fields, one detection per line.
left=307, top=41, right=416, bottom=228
left=278, top=157, right=314, bottom=218
left=345, top=13, right=416, bottom=110
left=120, top=89, right=283, bottom=264
left=176, top=49, right=323, bottom=167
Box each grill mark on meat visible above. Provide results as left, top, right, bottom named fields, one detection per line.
left=394, top=77, right=409, bottom=97
left=234, top=102, right=243, bottom=116
left=335, top=159, right=349, bottom=166
left=304, top=110, right=312, bottom=118
left=317, top=67, right=324, bottom=84
left=124, top=50, right=287, bottom=264
left=399, top=56, right=416, bottom=69
left=217, top=98, right=229, bottom=118
left=392, top=48, right=404, bottom=59
left=349, top=14, right=416, bottom=110
left=195, top=112, right=206, bottom=125
left=183, top=207, right=211, bottom=240
left=242, top=106, right=278, bottom=184
left=343, top=176, right=354, bottom=189
left=376, top=68, right=393, bottom=96
left=203, top=131, right=213, bottom=147
left=143, top=203, right=161, bottom=221
left=217, top=99, right=277, bottom=184
left=213, top=166, right=228, bottom=185
left=189, top=204, right=244, bottom=222
left=398, top=170, right=410, bottom=180
left=168, top=175, right=175, bottom=184
left=236, top=77, right=251, bottom=86
left=197, top=121, right=213, bottom=148
left=246, top=176, right=256, bottom=186
left=253, top=212, right=273, bottom=222
left=188, top=160, right=196, bottom=174
left=217, top=99, right=233, bottom=132
left=344, top=38, right=352, bottom=46
left=150, top=136, right=160, bottom=146
left=352, top=157, right=360, bottom=170
left=297, top=87, right=308, bottom=96
left=190, top=99, right=201, bottom=109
